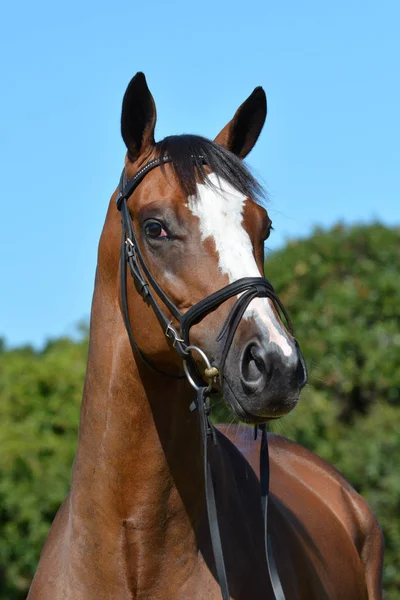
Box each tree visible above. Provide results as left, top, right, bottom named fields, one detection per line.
left=0, top=222, right=398, bottom=598
left=264, top=223, right=400, bottom=597
left=0, top=336, right=87, bottom=599
left=265, top=222, right=400, bottom=418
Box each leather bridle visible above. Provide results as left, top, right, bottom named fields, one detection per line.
left=116, top=155, right=296, bottom=600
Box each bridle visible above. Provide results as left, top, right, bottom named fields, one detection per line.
left=116, top=156, right=296, bottom=599
left=116, top=155, right=299, bottom=600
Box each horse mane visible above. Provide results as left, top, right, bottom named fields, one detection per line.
left=155, top=134, right=264, bottom=200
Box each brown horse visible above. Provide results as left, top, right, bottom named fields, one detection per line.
left=28, top=73, right=383, bottom=599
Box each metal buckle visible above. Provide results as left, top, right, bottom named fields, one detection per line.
left=165, top=321, right=185, bottom=348
left=125, top=238, right=136, bottom=258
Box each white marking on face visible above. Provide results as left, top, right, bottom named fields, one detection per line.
left=187, top=173, right=293, bottom=357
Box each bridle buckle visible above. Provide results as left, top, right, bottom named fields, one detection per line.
left=165, top=321, right=185, bottom=348
left=125, top=237, right=136, bottom=258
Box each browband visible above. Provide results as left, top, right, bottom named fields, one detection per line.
left=116, top=156, right=173, bottom=210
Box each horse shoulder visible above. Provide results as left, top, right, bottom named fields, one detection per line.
left=268, top=434, right=384, bottom=600
left=216, top=426, right=383, bottom=599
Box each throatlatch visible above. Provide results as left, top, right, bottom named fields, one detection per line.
left=116, top=156, right=290, bottom=600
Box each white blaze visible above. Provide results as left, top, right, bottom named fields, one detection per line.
left=187, top=173, right=292, bottom=357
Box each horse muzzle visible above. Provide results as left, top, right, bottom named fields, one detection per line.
left=221, top=335, right=307, bottom=422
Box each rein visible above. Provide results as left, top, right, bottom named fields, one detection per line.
left=116, top=156, right=288, bottom=600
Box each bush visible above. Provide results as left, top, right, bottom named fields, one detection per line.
left=264, top=223, right=400, bottom=597
left=0, top=223, right=398, bottom=598
left=0, top=337, right=87, bottom=599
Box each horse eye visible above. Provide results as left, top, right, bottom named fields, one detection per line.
left=262, top=222, right=273, bottom=242
left=144, top=221, right=168, bottom=239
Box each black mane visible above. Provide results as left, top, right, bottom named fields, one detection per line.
left=155, top=134, right=263, bottom=200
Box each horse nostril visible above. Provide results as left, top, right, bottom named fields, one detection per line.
left=240, top=340, right=307, bottom=396
left=241, top=343, right=271, bottom=389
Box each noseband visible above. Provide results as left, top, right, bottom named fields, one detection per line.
left=116, top=156, right=294, bottom=600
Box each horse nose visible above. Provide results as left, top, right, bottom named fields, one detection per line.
left=240, top=340, right=307, bottom=395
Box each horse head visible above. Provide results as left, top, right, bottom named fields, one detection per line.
left=112, top=72, right=307, bottom=423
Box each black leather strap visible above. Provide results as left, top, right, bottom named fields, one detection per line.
left=194, top=388, right=230, bottom=600
left=180, top=277, right=292, bottom=340
left=119, top=227, right=186, bottom=379
left=122, top=200, right=182, bottom=324
left=259, top=425, right=286, bottom=600
left=194, top=396, right=286, bottom=600
left=181, top=277, right=293, bottom=380
left=116, top=156, right=173, bottom=210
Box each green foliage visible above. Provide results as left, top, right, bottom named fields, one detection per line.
left=264, top=223, right=400, bottom=597
left=264, top=222, right=400, bottom=415
left=0, top=222, right=398, bottom=598
left=0, top=336, right=87, bottom=599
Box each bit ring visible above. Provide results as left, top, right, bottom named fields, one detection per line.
left=183, top=345, right=215, bottom=392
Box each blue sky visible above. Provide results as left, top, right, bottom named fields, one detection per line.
left=1, top=0, right=399, bottom=347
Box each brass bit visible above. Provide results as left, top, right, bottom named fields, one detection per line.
left=204, top=366, right=219, bottom=380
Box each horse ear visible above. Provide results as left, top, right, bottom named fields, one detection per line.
left=214, top=87, right=267, bottom=159
left=121, top=72, right=157, bottom=160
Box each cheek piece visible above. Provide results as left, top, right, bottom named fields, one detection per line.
left=116, top=155, right=307, bottom=600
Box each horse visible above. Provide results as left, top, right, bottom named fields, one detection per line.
left=28, top=72, right=383, bottom=600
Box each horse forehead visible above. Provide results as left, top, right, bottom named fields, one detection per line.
left=135, top=164, right=186, bottom=205
left=186, top=173, right=250, bottom=238
left=186, top=173, right=261, bottom=286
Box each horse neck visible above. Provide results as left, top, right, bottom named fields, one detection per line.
left=70, top=212, right=205, bottom=580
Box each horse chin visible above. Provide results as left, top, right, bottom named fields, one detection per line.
left=222, top=376, right=299, bottom=424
